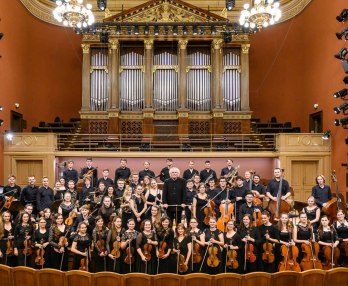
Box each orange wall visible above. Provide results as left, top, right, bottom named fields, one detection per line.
left=250, top=0, right=348, bottom=191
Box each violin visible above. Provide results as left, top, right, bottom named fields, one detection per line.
left=65, top=211, right=77, bottom=226
left=262, top=230, right=275, bottom=263
left=245, top=231, right=256, bottom=263
left=206, top=240, right=220, bottom=267
left=97, top=239, right=107, bottom=255
left=158, top=241, right=167, bottom=258
left=23, top=231, right=33, bottom=256
left=226, top=246, right=239, bottom=269
left=4, top=196, right=16, bottom=209
left=252, top=209, right=262, bottom=227
left=278, top=225, right=301, bottom=272
left=203, top=199, right=216, bottom=225
left=35, top=239, right=45, bottom=267
left=5, top=231, right=14, bottom=256
left=58, top=235, right=68, bottom=250
left=192, top=237, right=202, bottom=263
left=124, top=245, right=135, bottom=264
left=111, top=240, right=121, bottom=259
left=79, top=249, right=89, bottom=271
left=178, top=253, right=188, bottom=273
left=216, top=188, right=234, bottom=232
left=143, top=243, right=152, bottom=261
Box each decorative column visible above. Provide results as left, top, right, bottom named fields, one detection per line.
left=108, top=39, right=120, bottom=133
left=143, top=39, right=155, bottom=135
left=177, top=39, right=189, bottom=137
left=81, top=44, right=91, bottom=111
left=241, top=43, right=250, bottom=111
left=211, top=39, right=224, bottom=136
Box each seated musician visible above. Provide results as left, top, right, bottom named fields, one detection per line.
left=238, top=192, right=262, bottom=223
left=266, top=168, right=291, bottom=206
left=311, top=175, right=332, bottom=209
left=333, top=209, right=348, bottom=266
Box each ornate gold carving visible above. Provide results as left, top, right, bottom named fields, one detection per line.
left=80, top=114, right=109, bottom=119
left=108, top=112, right=120, bottom=118
left=119, top=114, right=143, bottom=120
left=153, top=65, right=178, bottom=73
left=220, top=8, right=227, bottom=19
left=241, top=44, right=251, bottom=54
left=223, top=114, right=252, bottom=120
left=104, top=8, right=112, bottom=19
left=213, top=112, right=224, bottom=118
left=154, top=114, right=178, bottom=120
left=82, top=34, right=100, bottom=42
left=90, top=66, right=109, bottom=73
left=223, top=65, right=241, bottom=73
left=189, top=114, right=212, bottom=120
left=119, top=66, right=145, bottom=73
left=81, top=44, right=90, bottom=54
left=144, top=39, right=154, bottom=50
left=109, top=39, right=119, bottom=50
left=231, top=34, right=250, bottom=42
left=178, top=39, right=188, bottom=49
left=178, top=112, right=189, bottom=118
left=186, top=65, right=212, bottom=73
left=143, top=112, right=154, bottom=118
left=212, top=39, right=223, bottom=50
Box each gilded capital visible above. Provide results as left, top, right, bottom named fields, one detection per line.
left=241, top=44, right=251, bottom=54
left=109, top=39, right=119, bottom=51
left=212, top=39, right=223, bottom=50
left=144, top=39, right=154, bottom=50
left=178, top=40, right=188, bottom=50
left=81, top=44, right=90, bottom=54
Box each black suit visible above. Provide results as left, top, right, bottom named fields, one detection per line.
left=183, top=168, right=199, bottom=180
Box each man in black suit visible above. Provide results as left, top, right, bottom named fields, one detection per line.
left=139, top=161, right=156, bottom=182
left=114, top=158, right=131, bottom=183
left=80, top=158, right=98, bottom=187
left=199, top=160, right=217, bottom=184
left=183, top=160, right=199, bottom=180
left=159, top=158, right=173, bottom=182
left=63, top=160, right=79, bottom=185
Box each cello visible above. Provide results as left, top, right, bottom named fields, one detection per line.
left=278, top=224, right=301, bottom=272
left=322, top=226, right=340, bottom=269
left=217, top=188, right=234, bottom=232
left=300, top=224, right=323, bottom=270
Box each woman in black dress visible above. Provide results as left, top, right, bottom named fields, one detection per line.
left=317, top=215, right=340, bottom=263
left=58, top=191, right=77, bottom=221
left=144, top=179, right=162, bottom=219
left=293, top=212, right=312, bottom=264
left=33, top=217, right=50, bottom=269
left=187, top=217, right=204, bottom=272
left=237, top=214, right=260, bottom=273
left=156, top=216, right=174, bottom=274
left=200, top=216, right=224, bottom=274
left=223, top=219, right=242, bottom=273
left=92, top=216, right=109, bottom=272
left=334, top=209, right=348, bottom=266
left=49, top=213, right=69, bottom=270
left=0, top=211, right=16, bottom=266
left=14, top=212, right=34, bottom=267
left=277, top=212, right=295, bottom=270
left=130, top=185, right=147, bottom=231
left=173, top=223, right=192, bottom=274
left=43, top=208, right=52, bottom=230
left=121, top=218, right=138, bottom=273
left=192, top=183, right=210, bottom=231
left=120, top=186, right=133, bottom=229
left=302, top=196, right=320, bottom=233
left=71, top=222, right=92, bottom=271
left=106, top=216, right=125, bottom=273
left=136, top=219, right=158, bottom=274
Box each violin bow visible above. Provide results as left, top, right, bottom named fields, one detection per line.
left=191, top=234, right=194, bottom=273
left=199, top=239, right=211, bottom=272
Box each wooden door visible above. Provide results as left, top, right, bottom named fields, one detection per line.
left=16, top=160, right=43, bottom=186
left=291, top=161, right=319, bottom=202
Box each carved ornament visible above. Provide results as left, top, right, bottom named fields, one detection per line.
left=144, top=39, right=154, bottom=49
left=81, top=44, right=90, bottom=54
left=241, top=44, right=250, bottom=54
left=178, top=39, right=188, bottom=49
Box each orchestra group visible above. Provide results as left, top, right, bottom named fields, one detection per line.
left=0, top=157, right=347, bottom=274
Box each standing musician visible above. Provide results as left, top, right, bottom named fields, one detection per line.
left=293, top=212, right=312, bottom=264
left=144, top=179, right=162, bottom=219
left=92, top=216, right=108, bottom=272
left=223, top=219, right=242, bottom=273
left=63, top=161, right=79, bottom=185
left=94, top=182, right=106, bottom=202
left=200, top=216, right=224, bottom=274
left=14, top=212, right=34, bottom=267
left=80, top=158, right=98, bottom=187
left=80, top=177, right=94, bottom=207
left=59, top=178, right=67, bottom=192
left=43, top=208, right=52, bottom=230
left=243, top=171, right=252, bottom=191
left=200, top=161, right=217, bottom=183
left=106, top=216, right=125, bottom=273
left=302, top=196, right=320, bottom=233
left=97, top=169, right=114, bottom=188
left=208, top=177, right=221, bottom=219
left=232, top=176, right=249, bottom=224
left=120, top=186, right=133, bottom=228
left=97, top=196, right=115, bottom=229
left=33, top=217, right=50, bottom=269
left=239, top=192, right=262, bottom=224
left=115, top=179, right=126, bottom=204
left=58, top=192, right=77, bottom=221
left=173, top=223, right=192, bottom=274
left=149, top=206, right=162, bottom=231
left=184, top=179, right=196, bottom=225
left=20, top=176, right=38, bottom=215
left=221, top=159, right=236, bottom=178
left=0, top=211, right=16, bottom=266
left=187, top=217, right=204, bottom=272
left=71, top=222, right=92, bottom=271
left=237, top=214, right=260, bottom=273
left=114, top=158, right=131, bottom=184
left=142, top=176, right=151, bottom=194
left=156, top=216, right=174, bottom=273
left=183, top=161, right=199, bottom=181
left=129, top=173, right=140, bottom=193
left=37, top=177, right=54, bottom=217
left=136, top=220, right=158, bottom=274
left=311, top=175, right=332, bottom=209
left=162, top=167, right=187, bottom=225
left=103, top=185, right=117, bottom=206
left=65, top=180, right=80, bottom=207
left=192, top=183, right=210, bottom=231
left=139, top=161, right=156, bottom=183
left=333, top=209, right=348, bottom=266
left=130, top=185, right=147, bottom=230
left=216, top=177, right=233, bottom=220
left=193, top=174, right=201, bottom=191
left=258, top=211, right=279, bottom=273
left=53, top=181, right=64, bottom=201
left=277, top=213, right=294, bottom=261
left=160, top=158, right=173, bottom=182
left=72, top=205, right=95, bottom=237
left=3, top=175, right=21, bottom=203
left=251, top=174, right=266, bottom=203
left=48, top=214, right=69, bottom=271
left=121, top=218, right=138, bottom=274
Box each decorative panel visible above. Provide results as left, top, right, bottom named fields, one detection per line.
left=121, top=120, right=143, bottom=135
left=89, top=120, right=108, bottom=134
left=189, top=120, right=211, bottom=135
left=224, top=121, right=242, bottom=134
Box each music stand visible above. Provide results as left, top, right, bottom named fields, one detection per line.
left=51, top=199, right=63, bottom=214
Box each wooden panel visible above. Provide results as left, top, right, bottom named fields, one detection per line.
left=325, top=268, right=348, bottom=286
left=242, top=272, right=271, bottom=286
left=153, top=274, right=181, bottom=286
left=213, top=273, right=242, bottom=286
left=291, top=161, right=318, bottom=202
left=16, top=160, right=43, bottom=185
left=12, top=267, right=37, bottom=286
left=93, top=272, right=122, bottom=286
left=298, top=270, right=326, bottom=286
left=0, top=265, right=12, bottom=286
left=123, top=273, right=152, bottom=286
left=38, top=269, right=66, bottom=286
left=182, top=274, right=212, bottom=286
left=271, top=271, right=300, bottom=286
left=65, top=271, right=92, bottom=286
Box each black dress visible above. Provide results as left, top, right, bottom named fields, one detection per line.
left=135, top=231, right=157, bottom=274
left=223, top=232, right=242, bottom=273
left=106, top=228, right=125, bottom=273
left=202, top=228, right=223, bottom=274
left=49, top=225, right=69, bottom=271
left=14, top=224, right=34, bottom=267
left=187, top=229, right=203, bottom=273
left=304, top=207, right=319, bottom=232
left=120, top=197, right=133, bottom=229
left=334, top=221, right=348, bottom=265
left=131, top=195, right=146, bottom=231
left=92, top=228, right=109, bottom=272
left=121, top=230, right=138, bottom=274
left=72, top=234, right=92, bottom=270
left=258, top=224, right=279, bottom=273
left=0, top=225, right=16, bottom=267
left=59, top=202, right=75, bottom=221
left=173, top=236, right=191, bottom=274
left=33, top=229, right=50, bottom=269
left=195, top=195, right=209, bottom=231
left=237, top=227, right=260, bottom=273
left=316, top=228, right=338, bottom=262
left=145, top=190, right=161, bottom=219
left=157, top=228, right=174, bottom=274
left=295, top=224, right=312, bottom=263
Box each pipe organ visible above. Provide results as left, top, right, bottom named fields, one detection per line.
left=79, top=0, right=252, bottom=136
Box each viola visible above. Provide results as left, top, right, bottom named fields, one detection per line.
left=252, top=209, right=262, bottom=227
left=216, top=189, right=234, bottom=232
left=97, top=239, right=107, bottom=255
left=5, top=231, right=14, bottom=256
left=262, top=230, right=275, bottom=263
left=124, top=245, right=135, bottom=264
left=35, top=239, right=45, bottom=267
left=158, top=241, right=167, bottom=258
left=178, top=253, right=188, bottom=273
left=143, top=243, right=152, bottom=261
left=226, top=247, right=239, bottom=269
left=4, top=196, right=16, bottom=209
left=246, top=242, right=256, bottom=263
left=23, top=231, right=33, bottom=256
left=192, top=238, right=202, bottom=263
left=65, top=211, right=77, bottom=226
left=203, top=199, right=216, bottom=225
left=207, top=244, right=220, bottom=267
left=58, top=236, right=68, bottom=249
left=79, top=249, right=89, bottom=271
left=111, top=240, right=121, bottom=259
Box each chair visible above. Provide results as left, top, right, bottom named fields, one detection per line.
left=213, top=273, right=242, bottom=286
left=123, top=273, right=152, bottom=286
left=271, top=271, right=300, bottom=286
left=93, top=272, right=122, bottom=286
left=0, top=265, right=12, bottom=286
left=12, top=267, right=37, bottom=286
left=182, top=273, right=212, bottom=286
left=38, top=269, right=66, bottom=286
left=242, top=272, right=271, bottom=286
left=298, top=269, right=326, bottom=286
left=153, top=273, right=181, bottom=286
left=65, top=270, right=92, bottom=286
left=325, top=267, right=348, bottom=286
